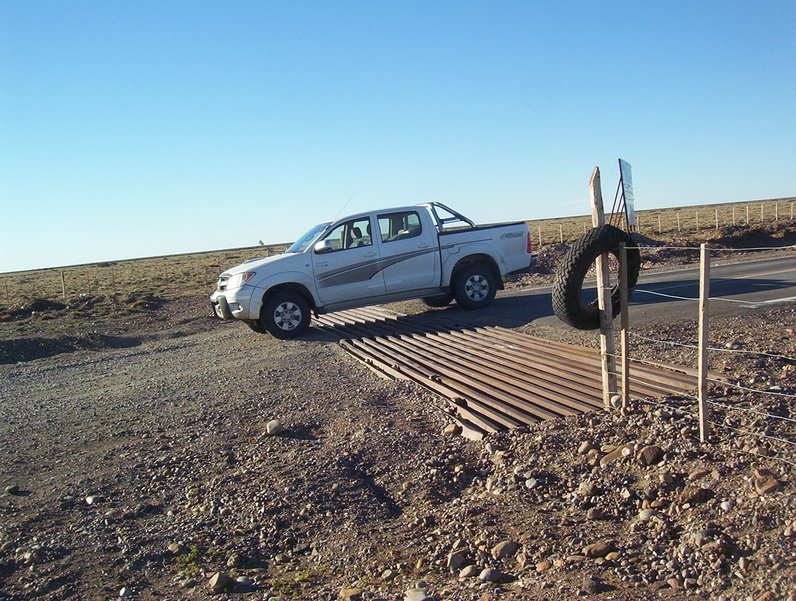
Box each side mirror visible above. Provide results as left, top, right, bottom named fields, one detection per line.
left=314, top=240, right=333, bottom=254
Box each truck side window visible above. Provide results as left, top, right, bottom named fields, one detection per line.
left=323, top=218, right=372, bottom=251
left=377, top=211, right=422, bottom=243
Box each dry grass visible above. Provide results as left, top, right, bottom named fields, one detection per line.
left=2, top=197, right=794, bottom=309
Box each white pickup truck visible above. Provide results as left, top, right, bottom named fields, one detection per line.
left=210, top=203, right=535, bottom=338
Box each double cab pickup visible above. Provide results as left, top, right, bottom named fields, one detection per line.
left=211, top=203, right=535, bottom=338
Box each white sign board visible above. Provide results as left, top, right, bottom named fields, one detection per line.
left=618, top=159, right=636, bottom=227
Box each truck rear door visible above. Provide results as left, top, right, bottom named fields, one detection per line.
left=311, top=216, right=386, bottom=304
left=376, top=209, right=441, bottom=293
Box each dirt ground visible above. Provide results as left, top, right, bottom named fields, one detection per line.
left=1, top=224, right=794, bottom=601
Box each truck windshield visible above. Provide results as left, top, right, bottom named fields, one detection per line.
left=285, top=222, right=331, bottom=253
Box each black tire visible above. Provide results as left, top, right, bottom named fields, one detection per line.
left=259, top=292, right=311, bottom=339
left=552, top=225, right=640, bottom=330
left=452, top=264, right=497, bottom=310
left=422, top=293, right=454, bottom=308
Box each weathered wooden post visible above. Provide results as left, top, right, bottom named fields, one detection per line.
left=732, top=207, right=736, bottom=225
left=619, top=243, right=630, bottom=412
left=559, top=223, right=564, bottom=243
left=589, top=167, right=618, bottom=410
left=695, top=211, right=700, bottom=229
left=697, top=243, right=711, bottom=443
left=714, top=208, right=719, bottom=230
left=658, top=214, right=662, bottom=233
left=61, top=271, right=66, bottom=300
left=677, top=212, right=681, bottom=232
left=538, top=224, right=542, bottom=247
left=746, top=204, right=750, bottom=224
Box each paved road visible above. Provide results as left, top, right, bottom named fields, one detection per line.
left=440, top=254, right=796, bottom=330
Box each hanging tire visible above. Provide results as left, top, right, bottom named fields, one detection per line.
left=552, top=225, right=641, bottom=330
left=452, top=264, right=497, bottom=310
left=421, top=293, right=454, bottom=308
left=259, top=292, right=311, bottom=339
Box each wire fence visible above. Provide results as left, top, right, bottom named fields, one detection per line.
left=0, top=244, right=288, bottom=309
left=619, top=242, right=796, bottom=469
left=528, top=198, right=795, bottom=246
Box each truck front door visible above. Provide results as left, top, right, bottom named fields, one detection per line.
left=377, top=210, right=440, bottom=293
left=311, top=216, right=386, bottom=305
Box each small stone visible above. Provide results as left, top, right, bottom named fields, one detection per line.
left=578, top=441, right=593, bottom=455
left=404, top=587, right=432, bottom=601
left=234, top=577, right=254, bottom=593
left=586, top=507, right=605, bottom=520
left=266, top=419, right=285, bottom=436
left=637, top=445, right=664, bottom=466
left=447, top=551, right=467, bottom=571
left=688, top=468, right=710, bottom=481
left=340, top=588, right=363, bottom=601
left=679, top=487, right=713, bottom=504
left=720, top=501, right=733, bottom=511
left=167, top=542, right=184, bottom=554
left=4, top=485, right=20, bottom=495
left=381, top=569, right=396, bottom=581
left=525, top=478, right=538, bottom=489
left=535, top=560, right=552, bottom=572
left=581, top=575, right=605, bottom=594
left=208, top=572, right=232, bottom=594
left=85, top=495, right=102, bottom=505
left=442, top=423, right=462, bottom=436
left=583, top=540, right=614, bottom=558
left=599, top=444, right=631, bottom=467
left=119, top=587, right=133, bottom=597
left=491, top=540, right=519, bottom=559
left=638, top=508, right=659, bottom=522
left=459, top=564, right=479, bottom=578
left=478, top=567, right=504, bottom=582
left=754, top=469, right=781, bottom=495
left=576, top=480, right=599, bottom=497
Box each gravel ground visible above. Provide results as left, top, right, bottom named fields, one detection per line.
left=1, top=224, right=794, bottom=601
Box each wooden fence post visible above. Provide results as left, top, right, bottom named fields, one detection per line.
left=677, top=212, right=681, bottom=232
left=538, top=225, right=542, bottom=247
left=589, top=167, right=618, bottom=411
left=657, top=214, right=662, bottom=233
left=559, top=223, right=563, bottom=243
left=732, top=207, right=736, bottom=225
left=61, top=271, right=66, bottom=300
left=714, top=208, right=719, bottom=230
left=760, top=204, right=764, bottom=222
left=695, top=211, right=699, bottom=229
left=775, top=203, right=779, bottom=221
left=746, top=205, right=750, bottom=224
left=698, top=243, right=711, bottom=443
left=619, top=243, right=630, bottom=412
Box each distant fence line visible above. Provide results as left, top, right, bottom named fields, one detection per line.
left=2, top=199, right=794, bottom=307
left=530, top=199, right=795, bottom=246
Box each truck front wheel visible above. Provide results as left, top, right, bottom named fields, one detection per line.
left=259, top=292, right=311, bottom=339
left=452, top=264, right=497, bottom=310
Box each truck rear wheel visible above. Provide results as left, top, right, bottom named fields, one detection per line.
left=452, top=264, right=497, bottom=310
left=259, top=292, right=311, bottom=339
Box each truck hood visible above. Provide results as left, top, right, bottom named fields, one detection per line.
left=219, top=253, right=303, bottom=278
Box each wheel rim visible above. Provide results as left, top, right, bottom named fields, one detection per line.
left=464, top=274, right=489, bottom=301
left=273, top=301, right=302, bottom=330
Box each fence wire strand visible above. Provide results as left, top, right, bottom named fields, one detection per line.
left=707, top=400, right=796, bottom=424
left=706, top=378, right=796, bottom=399
left=628, top=332, right=796, bottom=362
left=708, top=421, right=796, bottom=448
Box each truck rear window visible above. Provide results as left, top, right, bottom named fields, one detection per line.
left=377, top=211, right=421, bottom=243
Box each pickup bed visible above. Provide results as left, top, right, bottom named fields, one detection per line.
left=210, top=203, right=535, bottom=338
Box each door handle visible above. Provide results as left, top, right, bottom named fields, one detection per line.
left=363, top=252, right=377, bottom=257
left=418, top=244, right=431, bottom=248
left=316, top=262, right=328, bottom=268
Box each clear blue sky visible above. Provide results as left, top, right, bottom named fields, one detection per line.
left=2, top=1, right=794, bottom=272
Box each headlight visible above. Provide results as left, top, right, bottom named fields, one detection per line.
left=226, top=271, right=256, bottom=289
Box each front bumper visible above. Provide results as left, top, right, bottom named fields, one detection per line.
left=210, top=286, right=256, bottom=321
